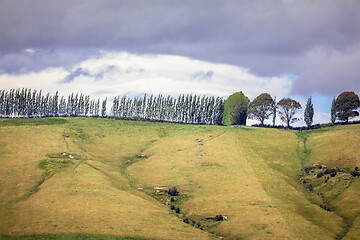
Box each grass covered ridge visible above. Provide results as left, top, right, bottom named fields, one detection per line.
left=0, top=118, right=359, bottom=239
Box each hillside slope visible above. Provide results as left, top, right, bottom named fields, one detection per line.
left=0, top=118, right=359, bottom=239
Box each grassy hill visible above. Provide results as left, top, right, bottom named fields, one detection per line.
left=0, top=118, right=359, bottom=239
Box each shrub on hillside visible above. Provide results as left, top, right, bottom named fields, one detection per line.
left=215, top=215, right=224, bottom=221
left=168, top=187, right=179, bottom=196
left=183, top=218, right=189, bottom=224
left=317, top=172, right=324, bottom=178
left=175, top=207, right=181, bottom=214
left=320, top=204, right=331, bottom=211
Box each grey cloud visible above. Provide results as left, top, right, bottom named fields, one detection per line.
left=291, top=45, right=360, bottom=96
left=95, top=65, right=118, bottom=79
left=64, top=67, right=91, bottom=83
left=64, top=65, right=120, bottom=82
left=191, top=71, right=214, bottom=81
left=0, top=48, right=101, bottom=74
left=1, top=0, right=360, bottom=95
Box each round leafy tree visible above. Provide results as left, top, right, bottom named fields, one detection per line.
left=247, top=93, right=275, bottom=126
left=277, top=98, right=302, bottom=128
left=334, top=91, right=360, bottom=123
left=222, top=91, right=250, bottom=125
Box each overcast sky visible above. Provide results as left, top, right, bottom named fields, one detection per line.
left=1, top=0, right=359, bottom=125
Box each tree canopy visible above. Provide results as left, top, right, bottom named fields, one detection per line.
left=247, top=93, right=275, bottom=126
left=222, top=91, right=249, bottom=126
left=277, top=98, right=302, bottom=128
left=334, top=91, right=360, bottom=123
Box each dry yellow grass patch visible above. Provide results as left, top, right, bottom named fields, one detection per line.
left=1, top=118, right=360, bottom=240
left=307, top=125, right=360, bottom=168
left=0, top=125, right=64, bottom=205
left=129, top=126, right=345, bottom=239
left=303, top=125, right=360, bottom=239
left=6, top=162, right=210, bottom=239
left=0, top=118, right=212, bottom=239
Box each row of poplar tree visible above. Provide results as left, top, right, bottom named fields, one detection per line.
left=0, top=89, right=104, bottom=118
left=0, top=88, right=223, bottom=125
left=111, top=94, right=223, bottom=124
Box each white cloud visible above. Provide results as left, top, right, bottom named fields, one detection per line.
left=313, top=110, right=331, bottom=125
left=2, top=51, right=345, bottom=126
left=0, top=51, right=293, bottom=101
left=24, top=48, right=36, bottom=55
left=0, top=67, right=67, bottom=94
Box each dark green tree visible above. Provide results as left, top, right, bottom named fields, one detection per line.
left=95, top=99, right=100, bottom=116
left=222, top=91, right=249, bottom=125
left=272, top=96, right=277, bottom=126
left=331, top=97, right=336, bottom=124
left=304, top=96, right=314, bottom=127
left=84, top=95, right=90, bottom=117
left=247, top=93, right=275, bottom=126
left=277, top=98, right=302, bottom=128
left=101, top=97, right=107, bottom=117
left=334, top=91, right=360, bottom=123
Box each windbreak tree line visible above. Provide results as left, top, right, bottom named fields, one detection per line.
left=111, top=94, right=223, bottom=124
left=0, top=89, right=223, bottom=125
left=0, top=89, right=103, bottom=118
left=1, top=88, right=358, bottom=127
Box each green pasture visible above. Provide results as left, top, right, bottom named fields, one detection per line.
left=0, top=118, right=359, bottom=239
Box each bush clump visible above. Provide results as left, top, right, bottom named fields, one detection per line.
left=320, top=204, right=331, bottom=211
left=317, top=172, right=324, bottom=178
left=215, top=215, right=224, bottom=221
left=175, top=207, right=181, bottom=214
left=168, top=187, right=179, bottom=196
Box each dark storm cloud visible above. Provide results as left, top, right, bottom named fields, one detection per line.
left=1, top=0, right=360, bottom=95
left=0, top=48, right=101, bottom=74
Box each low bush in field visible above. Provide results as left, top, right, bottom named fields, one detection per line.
left=168, top=187, right=179, bottom=196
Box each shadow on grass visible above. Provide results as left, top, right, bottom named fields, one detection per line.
left=0, top=234, right=152, bottom=240
left=0, top=118, right=67, bottom=126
